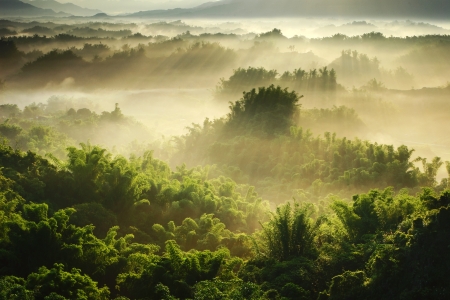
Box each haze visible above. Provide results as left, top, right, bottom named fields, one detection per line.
left=1, top=0, right=450, bottom=299
left=57, top=0, right=207, bottom=14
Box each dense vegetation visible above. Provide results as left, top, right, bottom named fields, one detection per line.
left=1, top=84, right=450, bottom=299
left=2, top=25, right=450, bottom=89
left=215, top=66, right=339, bottom=102
left=171, top=86, right=447, bottom=202
left=0, top=101, right=151, bottom=158
left=1, top=19, right=450, bottom=299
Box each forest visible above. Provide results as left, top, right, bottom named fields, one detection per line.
left=1, top=15, right=450, bottom=300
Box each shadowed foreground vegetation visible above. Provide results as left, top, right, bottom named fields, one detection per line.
left=0, top=85, right=450, bottom=299
left=1, top=19, right=450, bottom=299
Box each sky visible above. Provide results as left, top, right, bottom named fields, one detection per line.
left=58, top=0, right=209, bottom=14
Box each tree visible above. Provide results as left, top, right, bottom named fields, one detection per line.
left=415, top=156, right=444, bottom=186
left=226, top=85, right=302, bottom=137
left=25, top=263, right=110, bottom=300
left=261, top=202, right=317, bottom=261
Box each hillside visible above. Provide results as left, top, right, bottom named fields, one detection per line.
left=127, top=0, right=450, bottom=19
left=22, top=0, right=102, bottom=16
left=0, top=0, right=68, bottom=17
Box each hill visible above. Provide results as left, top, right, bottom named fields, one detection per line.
left=22, top=0, right=102, bottom=16
left=0, top=0, right=68, bottom=17
left=127, top=0, right=450, bottom=19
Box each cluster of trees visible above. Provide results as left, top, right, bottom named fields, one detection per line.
left=171, top=85, right=449, bottom=202
left=1, top=20, right=450, bottom=298
left=297, top=106, right=366, bottom=138
left=0, top=27, right=17, bottom=36
left=2, top=26, right=449, bottom=90
left=329, top=50, right=415, bottom=88
left=0, top=139, right=449, bottom=299
left=0, top=81, right=449, bottom=298
left=329, top=50, right=381, bottom=87
left=65, top=27, right=134, bottom=39
left=0, top=101, right=151, bottom=157
left=3, top=28, right=447, bottom=90
left=0, top=39, right=26, bottom=78
left=397, top=41, right=450, bottom=84
left=0, top=38, right=237, bottom=89
left=216, top=67, right=339, bottom=102
left=3, top=34, right=109, bottom=52
left=0, top=140, right=269, bottom=298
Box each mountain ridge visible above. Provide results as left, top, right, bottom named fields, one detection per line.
left=124, top=0, right=450, bottom=19
left=0, top=0, right=70, bottom=17
left=22, top=0, right=102, bottom=16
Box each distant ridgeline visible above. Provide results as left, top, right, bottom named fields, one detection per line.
left=126, top=0, right=450, bottom=19
left=0, top=0, right=67, bottom=17
left=1, top=0, right=448, bottom=19
left=0, top=0, right=101, bottom=17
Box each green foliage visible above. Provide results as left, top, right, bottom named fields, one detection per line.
left=70, top=202, right=117, bottom=237
left=297, top=105, right=365, bottom=137
left=0, top=122, right=22, bottom=140
left=0, top=276, right=33, bottom=300
left=0, top=40, right=21, bottom=59
left=25, top=264, right=110, bottom=300
left=327, top=270, right=366, bottom=300
left=329, top=50, right=381, bottom=87
left=261, top=202, right=317, bottom=261
left=0, top=104, right=20, bottom=118
left=226, top=85, right=301, bottom=137
left=0, top=100, right=151, bottom=158
left=22, top=50, right=83, bottom=72
left=257, top=28, right=287, bottom=40
left=0, top=76, right=449, bottom=300
left=0, top=143, right=270, bottom=297
left=415, top=156, right=444, bottom=186
left=0, top=138, right=449, bottom=299
left=216, top=66, right=338, bottom=100
left=194, top=279, right=262, bottom=300
left=217, top=67, right=279, bottom=98
left=172, top=108, right=426, bottom=202
left=279, top=66, right=337, bottom=93
left=167, top=83, right=450, bottom=206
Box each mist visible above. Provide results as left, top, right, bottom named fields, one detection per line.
left=1, top=2, right=450, bottom=299
left=2, top=16, right=450, bottom=175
